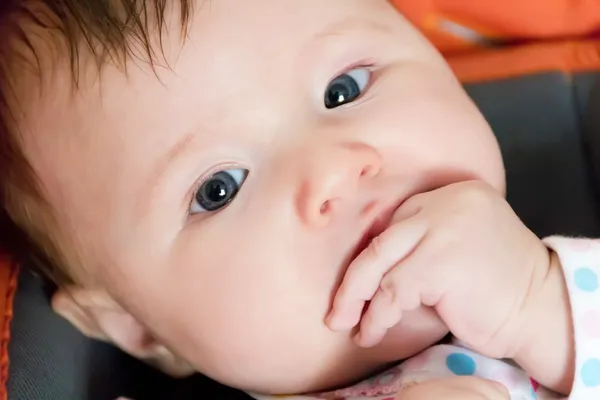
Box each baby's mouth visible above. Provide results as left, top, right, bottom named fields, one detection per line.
left=349, top=202, right=400, bottom=265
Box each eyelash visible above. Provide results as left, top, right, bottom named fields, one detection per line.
left=335, top=59, right=377, bottom=77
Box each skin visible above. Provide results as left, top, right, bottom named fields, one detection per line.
left=15, top=0, right=505, bottom=394
left=396, top=377, right=510, bottom=400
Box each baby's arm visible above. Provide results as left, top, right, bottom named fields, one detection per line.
left=514, top=237, right=600, bottom=398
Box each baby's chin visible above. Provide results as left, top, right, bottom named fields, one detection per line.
left=370, top=306, right=449, bottom=363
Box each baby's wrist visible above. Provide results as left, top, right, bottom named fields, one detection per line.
left=513, top=250, right=575, bottom=394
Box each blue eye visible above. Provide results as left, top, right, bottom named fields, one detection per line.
left=324, top=67, right=371, bottom=109
left=190, top=168, right=249, bottom=214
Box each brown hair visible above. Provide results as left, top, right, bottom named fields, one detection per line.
left=0, top=0, right=194, bottom=284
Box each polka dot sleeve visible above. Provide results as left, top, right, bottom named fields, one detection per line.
left=544, top=237, right=600, bottom=400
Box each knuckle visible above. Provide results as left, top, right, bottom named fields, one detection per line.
left=335, top=283, right=353, bottom=304
left=368, top=234, right=385, bottom=259
left=378, top=274, right=399, bottom=305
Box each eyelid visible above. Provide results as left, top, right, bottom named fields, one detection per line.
left=330, top=59, right=377, bottom=81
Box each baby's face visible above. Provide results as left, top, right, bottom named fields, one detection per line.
left=19, top=0, right=505, bottom=394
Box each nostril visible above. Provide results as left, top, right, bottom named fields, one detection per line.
left=320, top=200, right=332, bottom=215
left=361, top=165, right=378, bottom=178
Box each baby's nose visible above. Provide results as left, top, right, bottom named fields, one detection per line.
left=296, top=142, right=382, bottom=227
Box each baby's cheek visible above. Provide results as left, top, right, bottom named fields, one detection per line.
left=168, top=233, right=353, bottom=391
left=222, top=296, right=365, bottom=392
left=202, top=318, right=358, bottom=392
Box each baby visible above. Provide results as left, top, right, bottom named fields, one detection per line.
left=0, top=0, right=598, bottom=399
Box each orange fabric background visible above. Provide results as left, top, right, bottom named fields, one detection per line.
left=391, top=0, right=600, bottom=54
left=390, top=0, right=600, bottom=82
left=448, top=39, right=600, bottom=84
left=0, top=255, right=18, bottom=400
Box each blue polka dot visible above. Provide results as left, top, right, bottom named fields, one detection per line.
left=581, top=359, right=600, bottom=387
left=530, top=387, right=537, bottom=399
left=574, top=268, right=599, bottom=292
left=446, top=353, right=476, bottom=376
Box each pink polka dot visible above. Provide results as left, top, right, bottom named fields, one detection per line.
left=582, top=310, right=600, bottom=338
left=490, top=370, right=521, bottom=391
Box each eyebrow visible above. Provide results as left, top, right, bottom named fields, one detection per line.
left=313, top=17, right=393, bottom=40
left=137, top=130, right=197, bottom=216
left=154, top=131, right=196, bottom=182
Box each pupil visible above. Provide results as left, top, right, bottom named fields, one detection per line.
left=328, top=83, right=349, bottom=106
left=206, top=179, right=227, bottom=202
left=325, top=74, right=360, bottom=109
left=197, top=171, right=240, bottom=211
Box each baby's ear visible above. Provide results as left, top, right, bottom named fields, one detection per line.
left=51, top=287, right=194, bottom=378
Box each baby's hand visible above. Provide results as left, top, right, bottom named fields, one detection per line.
left=327, top=181, right=550, bottom=359
left=396, top=377, right=509, bottom=400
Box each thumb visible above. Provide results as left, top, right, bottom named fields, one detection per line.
left=476, top=379, right=510, bottom=399
left=396, top=377, right=510, bottom=399
left=454, top=377, right=510, bottom=399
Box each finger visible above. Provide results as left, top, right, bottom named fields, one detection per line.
left=327, top=215, right=427, bottom=331
left=354, top=286, right=401, bottom=347
left=397, top=377, right=507, bottom=400
left=355, top=270, right=422, bottom=347
left=391, top=191, right=429, bottom=223
left=405, top=377, right=509, bottom=400
left=472, top=379, right=510, bottom=399
left=448, top=377, right=510, bottom=399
